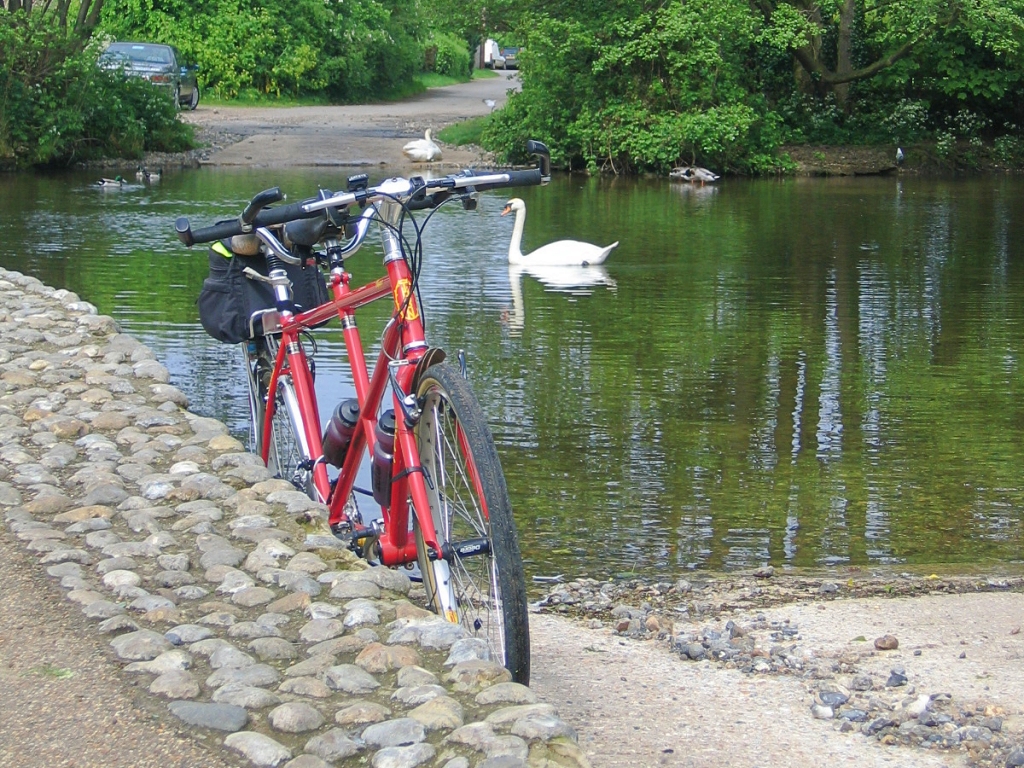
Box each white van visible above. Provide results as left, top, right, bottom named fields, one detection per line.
left=481, top=39, right=504, bottom=69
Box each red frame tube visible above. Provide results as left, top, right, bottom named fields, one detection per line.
left=260, top=256, right=444, bottom=567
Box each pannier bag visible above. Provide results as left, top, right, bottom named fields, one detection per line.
left=197, top=240, right=331, bottom=344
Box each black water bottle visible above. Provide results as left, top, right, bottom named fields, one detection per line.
left=371, top=409, right=396, bottom=507
left=322, top=398, right=360, bottom=467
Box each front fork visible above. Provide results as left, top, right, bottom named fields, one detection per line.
left=259, top=330, right=331, bottom=503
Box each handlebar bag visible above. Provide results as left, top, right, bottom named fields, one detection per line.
left=197, top=240, right=330, bottom=344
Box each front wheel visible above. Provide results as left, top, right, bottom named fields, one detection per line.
left=188, top=84, right=200, bottom=111
left=247, top=343, right=318, bottom=501
left=412, top=362, right=530, bottom=684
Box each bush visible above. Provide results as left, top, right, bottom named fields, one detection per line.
left=0, top=12, right=192, bottom=167
left=98, top=0, right=425, bottom=102
left=483, top=7, right=783, bottom=174
left=428, top=31, right=470, bottom=78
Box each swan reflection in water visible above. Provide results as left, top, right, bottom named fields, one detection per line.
left=505, top=264, right=616, bottom=335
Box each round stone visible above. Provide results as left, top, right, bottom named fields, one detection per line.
left=150, top=670, right=201, bottom=699
left=360, top=718, right=426, bottom=748
left=224, top=731, right=292, bottom=767
left=249, top=637, right=298, bottom=661
left=212, top=684, right=282, bottom=710
left=168, top=700, right=248, bottom=732
left=110, top=630, right=173, bottom=661
left=323, top=664, right=380, bottom=694
left=268, top=702, right=325, bottom=733
left=370, top=743, right=435, bottom=768
left=278, top=677, right=333, bottom=699
left=304, top=728, right=363, bottom=762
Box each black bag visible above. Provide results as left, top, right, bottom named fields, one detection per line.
left=197, top=243, right=330, bottom=344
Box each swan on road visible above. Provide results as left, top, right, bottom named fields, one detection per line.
left=403, top=129, right=442, bottom=162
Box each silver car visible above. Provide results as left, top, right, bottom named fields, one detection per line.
left=99, top=42, right=200, bottom=110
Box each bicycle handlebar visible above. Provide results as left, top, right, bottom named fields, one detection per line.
left=175, top=197, right=328, bottom=248
left=241, top=187, right=284, bottom=225
left=175, top=141, right=552, bottom=248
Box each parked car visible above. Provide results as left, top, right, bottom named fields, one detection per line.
left=497, top=47, right=521, bottom=70
left=99, top=42, right=200, bottom=110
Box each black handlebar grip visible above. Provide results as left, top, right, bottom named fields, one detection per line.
left=241, top=187, right=284, bottom=225
left=175, top=216, right=195, bottom=247
left=473, top=168, right=543, bottom=192
left=252, top=198, right=326, bottom=228
left=188, top=219, right=248, bottom=245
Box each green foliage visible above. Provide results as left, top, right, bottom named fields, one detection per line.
left=98, top=0, right=425, bottom=101
left=479, top=0, right=1024, bottom=173
left=438, top=115, right=491, bottom=146
left=427, top=31, right=471, bottom=78
left=486, top=2, right=784, bottom=174
left=0, top=11, right=192, bottom=168
left=993, top=131, right=1024, bottom=166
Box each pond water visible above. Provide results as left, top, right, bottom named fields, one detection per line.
left=2, top=167, right=1023, bottom=580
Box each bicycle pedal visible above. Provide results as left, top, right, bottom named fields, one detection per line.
left=329, top=522, right=374, bottom=545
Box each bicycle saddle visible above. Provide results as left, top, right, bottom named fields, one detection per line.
left=284, top=216, right=328, bottom=248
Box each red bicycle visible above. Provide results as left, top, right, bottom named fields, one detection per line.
left=174, top=143, right=550, bottom=684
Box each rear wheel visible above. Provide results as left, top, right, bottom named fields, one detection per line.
left=412, top=362, right=530, bottom=684
left=188, top=85, right=200, bottom=110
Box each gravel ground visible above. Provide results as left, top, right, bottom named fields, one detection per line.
left=532, top=574, right=1024, bottom=768
left=0, top=526, right=239, bottom=768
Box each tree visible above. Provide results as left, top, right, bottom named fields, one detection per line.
left=3, top=0, right=105, bottom=44
left=753, top=0, right=1024, bottom=109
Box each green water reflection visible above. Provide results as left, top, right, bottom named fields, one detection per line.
left=2, top=168, right=1022, bottom=578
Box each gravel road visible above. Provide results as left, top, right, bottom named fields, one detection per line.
left=180, top=74, right=520, bottom=170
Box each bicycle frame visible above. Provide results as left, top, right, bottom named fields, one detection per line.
left=257, top=198, right=445, bottom=568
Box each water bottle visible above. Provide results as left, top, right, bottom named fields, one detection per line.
left=321, top=398, right=360, bottom=467
left=371, top=409, right=396, bottom=507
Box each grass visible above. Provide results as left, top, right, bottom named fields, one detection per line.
left=30, top=664, right=75, bottom=680
left=437, top=115, right=493, bottom=147
left=201, top=68, right=498, bottom=108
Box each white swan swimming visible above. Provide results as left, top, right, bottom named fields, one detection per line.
left=402, top=129, right=442, bottom=162
left=501, top=198, right=618, bottom=266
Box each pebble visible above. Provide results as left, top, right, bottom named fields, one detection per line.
left=323, top=664, right=381, bottom=694
left=212, top=684, right=282, bottom=710
left=110, top=630, right=173, bottom=660
left=150, top=669, right=201, bottom=699
left=361, top=718, right=426, bottom=748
